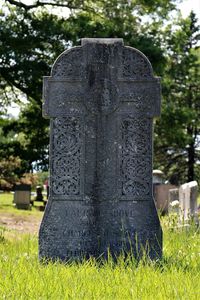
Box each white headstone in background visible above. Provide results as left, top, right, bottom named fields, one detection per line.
left=179, top=181, right=198, bottom=221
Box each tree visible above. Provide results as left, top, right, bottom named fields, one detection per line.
left=0, top=5, right=70, bottom=170
left=0, top=155, right=21, bottom=189
left=0, top=0, right=178, bottom=172
left=154, top=12, right=200, bottom=185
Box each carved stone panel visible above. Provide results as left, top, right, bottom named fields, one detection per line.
left=51, top=117, right=83, bottom=199
left=85, top=79, right=119, bottom=115
left=120, top=47, right=153, bottom=79
left=51, top=47, right=85, bottom=79
left=120, top=116, right=152, bottom=200
left=118, top=81, right=161, bottom=117
left=39, top=38, right=162, bottom=262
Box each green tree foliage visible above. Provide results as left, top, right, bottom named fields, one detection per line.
left=2, top=0, right=198, bottom=186
left=0, top=155, right=21, bottom=189
left=0, top=5, right=69, bottom=171
left=1, top=0, right=174, bottom=172
left=154, top=12, right=200, bottom=184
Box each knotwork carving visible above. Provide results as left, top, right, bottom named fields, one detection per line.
left=52, top=117, right=81, bottom=195
left=121, top=48, right=152, bottom=79
left=119, top=87, right=154, bottom=111
left=52, top=47, right=85, bottom=79
left=120, top=117, right=151, bottom=198
left=122, top=118, right=150, bottom=155
left=85, top=79, right=119, bottom=115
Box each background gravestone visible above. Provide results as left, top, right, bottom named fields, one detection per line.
left=179, top=181, right=198, bottom=221
left=39, top=38, right=162, bottom=261
left=154, top=184, right=176, bottom=215
left=168, top=188, right=179, bottom=214
left=14, top=184, right=31, bottom=210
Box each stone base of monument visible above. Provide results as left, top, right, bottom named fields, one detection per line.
left=39, top=200, right=162, bottom=262
left=14, top=203, right=32, bottom=210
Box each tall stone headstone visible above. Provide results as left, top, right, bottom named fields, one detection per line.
left=179, top=181, right=198, bottom=221
left=39, top=38, right=162, bottom=261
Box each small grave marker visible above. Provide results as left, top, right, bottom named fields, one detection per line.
left=14, top=184, right=31, bottom=210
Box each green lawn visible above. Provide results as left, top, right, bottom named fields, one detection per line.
left=0, top=192, right=44, bottom=216
left=0, top=224, right=199, bottom=300
left=0, top=193, right=200, bottom=299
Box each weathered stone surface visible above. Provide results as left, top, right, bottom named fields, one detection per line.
left=14, top=184, right=31, bottom=210
left=39, top=38, right=162, bottom=261
left=179, top=181, right=198, bottom=221
left=169, top=188, right=179, bottom=203
left=153, top=169, right=165, bottom=184
left=154, top=184, right=176, bottom=215
left=168, top=188, right=179, bottom=214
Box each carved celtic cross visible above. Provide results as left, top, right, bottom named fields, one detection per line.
left=39, top=38, right=162, bottom=261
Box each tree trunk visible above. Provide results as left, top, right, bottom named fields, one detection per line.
left=187, top=138, right=195, bottom=182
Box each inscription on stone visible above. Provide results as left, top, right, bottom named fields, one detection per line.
left=39, top=38, right=162, bottom=261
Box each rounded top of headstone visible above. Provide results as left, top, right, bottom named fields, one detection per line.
left=153, top=170, right=165, bottom=184
left=51, top=46, right=84, bottom=78
left=187, top=181, right=198, bottom=187
left=153, top=170, right=164, bottom=176
left=50, top=38, right=154, bottom=79
left=181, top=181, right=198, bottom=189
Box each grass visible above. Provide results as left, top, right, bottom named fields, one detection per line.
left=0, top=193, right=200, bottom=299
left=0, top=224, right=199, bottom=300
left=0, top=192, right=44, bottom=217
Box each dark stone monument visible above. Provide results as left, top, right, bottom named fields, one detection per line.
left=35, top=186, right=44, bottom=202
left=14, top=184, right=31, bottom=210
left=39, top=38, right=162, bottom=261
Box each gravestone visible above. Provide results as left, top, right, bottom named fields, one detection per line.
left=154, top=184, right=176, bottom=215
left=179, top=181, right=198, bottom=221
left=169, top=188, right=179, bottom=203
left=153, top=169, right=165, bottom=184
left=168, top=188, right=179, bottom=214
left=14, top=184, right=31, bottom=210
left=35, top=186, right=44, bottom=202
left=39, top=38, right=162, bottom=261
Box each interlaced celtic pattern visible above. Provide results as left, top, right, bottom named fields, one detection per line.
left=121, top=48, right=152, bottom=79
left=119, top=87, right=153, bottom=112
left=51, top=117, right=81, bottom=195
left=52, top=48, right=85, bottom=79
left=85, top=79, right=119, bottom=115
left=121, top=117, right=151, bottom=198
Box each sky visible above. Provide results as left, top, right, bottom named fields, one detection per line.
left=178, top=0, right=200, bottom=20
left=5, top=0, right=200, bottom=117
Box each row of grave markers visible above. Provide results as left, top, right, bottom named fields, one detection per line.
left=13, top=178, right=198, bottom=223
left=13, top=184, right=48, bottom=211
left=153, top=179, right=198, bottom=222
left=13, top=180, right=199, bottom=223
left=169, top=181, right=198, bottom=222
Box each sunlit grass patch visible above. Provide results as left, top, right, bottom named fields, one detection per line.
left=0, top=223, right=200, bottom=300
left=0, top=192, right=43, bottom=216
